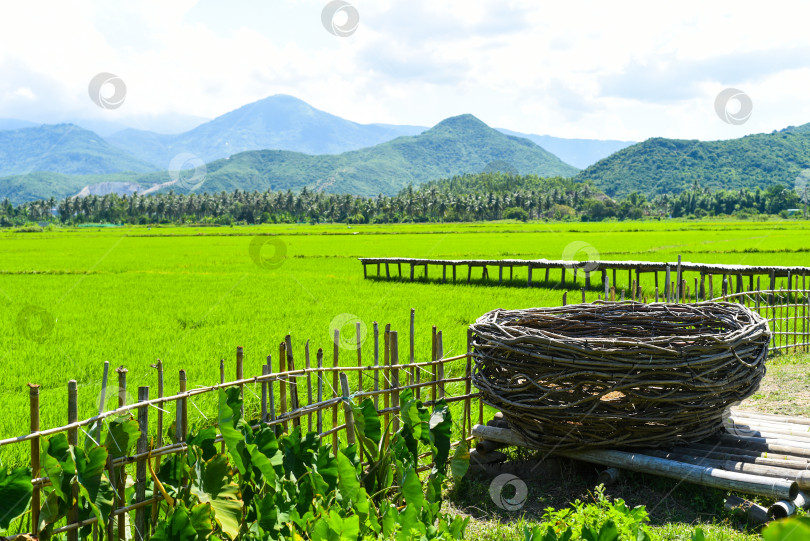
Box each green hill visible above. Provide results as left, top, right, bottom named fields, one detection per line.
left=0, top=124, right=157, bottom=177
left=185, top=114, right=578, bottom=196
left=0, top=114, right=578, bottom=204
left=576, top=124, right=810, bottom=197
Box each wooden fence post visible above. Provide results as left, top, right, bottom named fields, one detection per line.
left=431, top=326, right=438, bottom=403
left=332, top=329, right=340, bottom=453
left=436, top=331, right=445, bottom=399
left=261, top=365, right=269, bottom=423
left=285, top=335, right=300, bottom=429
left=279, top=342, right=287, bottom=432
left=410, top=308, right=415, bottom=387
left=665, top=265, right=671, bottom=301
left=373, top=321, right=380, bottom=408
left=676, top=255, right=682, bottom=302
left=236, top=346, right=244, bottom=417
left=465, top=328, right=472, bottom=440
left=390, top=331, right=400, bottom=432
left=135, top=387, right=149, bottom=540
left=306, top=340, right=313, bottom=432
left=117, top=367, right=129, bottom=541
left=339, top=372, right=356, bottom=446
left=356, top=323, right=363, bottom=393
left=317, top=348, right=324, bottom=433
left=67, top=380, right=78, bottom=541
left=29, top=383, right=40, bottom=537
left=383, top=325, right=391, bottom=430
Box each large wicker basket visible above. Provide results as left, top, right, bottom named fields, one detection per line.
left=470, top=302, right=771, bottom=450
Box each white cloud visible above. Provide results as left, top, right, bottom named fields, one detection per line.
left=0, top=0, right=809, bottom=141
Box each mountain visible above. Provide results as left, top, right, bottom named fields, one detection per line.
left=0, top=115, right=579, bottom=203
left=105, top=94, right=426, bottom=168
left=576, top=124, right=810, bottom=197
left=496, top=129, right=634, bottom=168
left=0, top=124, right=158, bottom=177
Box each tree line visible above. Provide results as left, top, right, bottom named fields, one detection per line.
left=1, top=173, right=806, bottom=227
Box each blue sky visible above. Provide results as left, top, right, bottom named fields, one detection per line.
left=1, top=0, right=809, bottom=140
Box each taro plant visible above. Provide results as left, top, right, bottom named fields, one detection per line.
left=1, top=387, right=469, bottom=540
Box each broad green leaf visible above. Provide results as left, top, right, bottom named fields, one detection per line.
left=597, top=520, right=619, bottom=541
left=188, top=426, right=219, bottom=461
left=151, top=502, right=212, bottom=541
left=429, top=401, right=452, bottom=471
left=450, top=442, right=470, bottom=482
left=326, top=509, right=359, bottom=540
left=191, top=454, right=243, bottom=540
left=75, top=445, right=114, bottom=527
left=103, top=416, right=141, bottom=460
left=0, top=466, right=32, bottom=529
left=401, top=468, right=423, bottom=511
left=218, top=388, right=247, bottom=475
left=336, top=450, right=360, bottom=505
left=353, top=399, right=381, bottom=445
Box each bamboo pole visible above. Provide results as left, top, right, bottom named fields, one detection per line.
left=117, top=367, right=129, bottom=541
left=261, top=365, right=269, bottom=423
left=383, top=324, right=391, bottom=430
left=29, top=383, right=40, bottom=537
left=356, top=322, right=363, bottom=393
left=373, top=321, right=380, bottom=408
left=465, top=328, right=473, bottom=440
left=285, top=335, right=300, bottom=428
left=279, top=342, right=287, bottom=432
left=410, top=309, right=415, bottom=388
left=135, top=387, right=149, bottom=541
left=67, top=380, right=78, bottom=541
left=391, top=331, right=400, bottom=432
left=317, top=348, right=324, bottom=433
left=332, top=329, right=340, bottom=453
left=306, top=341, right=313, bottom=432
left=431, top=325, right=437, bottom=402
left=471, top=425, right=798, bottom=499
left=339, top=373, right=356, bottom=446
left=267, top=355, right=275, bottom=423
left=436, top=331, right=445, bottom=399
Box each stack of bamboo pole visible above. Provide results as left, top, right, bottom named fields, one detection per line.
left=472, top=409, right=810, bottom=521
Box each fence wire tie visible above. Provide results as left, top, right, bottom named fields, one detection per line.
left=149, top=403, right=169, bottom=414
left=79, top=425, right=100, bottom=447
left=189, top=399, right=208, bottom=420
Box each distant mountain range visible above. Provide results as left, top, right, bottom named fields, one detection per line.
left=0, top=114, right=578, bottom=203
left=576, top=124, right=810, bottom=197
left=495, top=129, right=633, bottom=169
left=0, top=124, right=157, bottom=177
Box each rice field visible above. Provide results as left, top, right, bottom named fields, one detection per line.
left=1, top=218, right=809, bottom=466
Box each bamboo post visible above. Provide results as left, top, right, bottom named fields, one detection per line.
left=443, top=264, right=447, bottom=283
left=135, top=386, right=149, bottom=541
left=339, top=373, right=356, bottom=445
left=431, top=326, right=437, bottom=403
left=544, top=267, right=549, bottom=283
left=356, top=322, right=363, bottom=392
left=306, top=341, right=313, bottom=432
left=267, top=355, right=275, bottom=422
left=699, top=272, right=706, bottom=301
left=581, top=287, right=586, bottom=303
left=391, top=331, right=400, bottom=432
left=151, top=360, right=164, bottom=526
left=29, top=383, right=40, bottom=537
left=373, top=321, right=380, bottom=408
left=409, top=308, right=415, bottom=387
left=437, top=331, right=445, bottom=399
left=452, top=265, right=456, bottom=282
left=96, top=361, right=110, bottom=441
left=261, top=365, right=269, bottom=423
left=610, top=286, right=615, bottom=301
left=279, top=342, right=287, bottom=432
left=383, top=325, right=391, bottom=430
left=410, top=263, right=414, bottom=281
left=498, top=265, right=503, bottom=284
left=562, top=291, right=567, bottom=305
left=316, top=348, right=324, bottom=433
left=655, top=286, right=659, bottom=302
left=604, top=273, right=610, bottom=299
left=178, top=369, right=187, bottom=441
left=527, top=265, right=532, bottom=287
left=464, top=328, right=472, bottom=440
left=332, top=329, right=340, bottom=453
left=385, top=262, right=390, bottom=278
left=585, top=270, right=591, bottom=289
left=665, top=265, right=671, bottom=301
left=467, top=264, right=472, bottom=284
left=117, top=367, right=128, bottom=541
left=285, top=335, right=300, bottom=428
left=363, top=263, right=367, bottom=278
left=67, top=380, right=78, bottom=541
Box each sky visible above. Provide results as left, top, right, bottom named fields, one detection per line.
left=1, top=0, right=810, bottom=141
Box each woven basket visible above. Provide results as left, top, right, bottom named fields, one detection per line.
left=470, top=302, right=771, bottom=450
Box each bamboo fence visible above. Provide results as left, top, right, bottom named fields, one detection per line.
left=0, top=321, right=481, bottom=540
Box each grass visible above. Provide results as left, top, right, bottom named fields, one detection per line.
left=1, top=218, right=809, bottom=538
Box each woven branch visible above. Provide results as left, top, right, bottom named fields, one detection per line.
left=470, top=301, right=771, bottom=451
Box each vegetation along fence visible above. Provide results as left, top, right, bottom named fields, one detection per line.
left=0, top=312, right=480, bottom=540
left=2, top=272, right=809, bottom=538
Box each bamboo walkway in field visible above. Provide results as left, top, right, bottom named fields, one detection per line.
left=359, top=256, right=810, bottom=298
